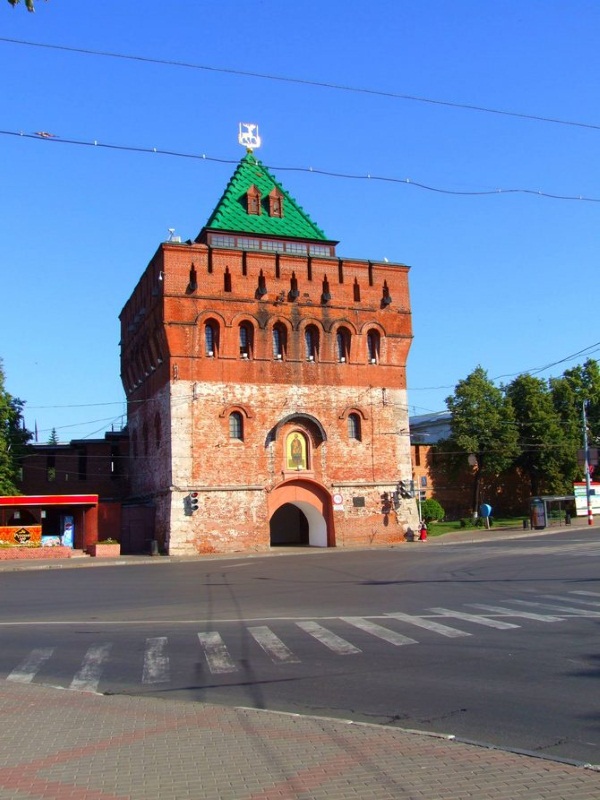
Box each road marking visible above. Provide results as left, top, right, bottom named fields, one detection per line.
left=70, top=643, right=112, bottom=692
left=427, top=608, right=520, bottom=630
left=197, top=632, right=237, bottom=674
left=142, top=637, right=170, bottom=684
left=248, top=626, right=300, bottom=663
left=540, top=594, right=600, bottom=608
left=341, top=617, right=418, bottom=646
left=385, top=611, right=471, bottom=638
left=507, top=599, right=600, bottom=617
left=571, top=590, right=600, bottom=598
left=296, top=621, right=362, bottom=654
left=7, top=647, right=55, bottom=683
left=468, top=604, right=563, bottom=622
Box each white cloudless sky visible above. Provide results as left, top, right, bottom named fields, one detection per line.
left=1, top=0, right=599, bottom=441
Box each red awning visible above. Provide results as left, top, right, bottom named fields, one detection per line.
left=0, top=495, right=98, bottom=506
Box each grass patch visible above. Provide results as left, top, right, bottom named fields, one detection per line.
left=428, top=517, right=526, bottom=538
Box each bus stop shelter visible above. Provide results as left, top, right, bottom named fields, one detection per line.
left=530, top=495, right=575, bottom=529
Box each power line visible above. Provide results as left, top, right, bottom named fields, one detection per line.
left=3, top=36, right=600, bottom=133
left=3, top=129, right=600, bottom=204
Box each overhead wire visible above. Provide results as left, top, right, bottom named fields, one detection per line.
left=2, top=36, right=600, bottom=133
left=3, top=129, right=600, bottom=204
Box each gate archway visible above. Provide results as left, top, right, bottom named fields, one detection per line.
left=268, top=479, right=334, bottom=547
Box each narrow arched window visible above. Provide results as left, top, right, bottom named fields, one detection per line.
left=247, top=186, right=261, bottom=216
left=273, top=324, right=285, bottom=359
left=336, top=328, right=350, bottom=362
left=239, top=322, right=252, bottom=359
left=224, top=267, right=232, bottom=292
left=305, top=326, right=318, bottom=361
left=348, top=413, right=361, bottom=441
left=367, top=330, right=380, bottom=363
left=205, top=322, right=217, bottom=356
left=229, top=412, right=243, bottom=441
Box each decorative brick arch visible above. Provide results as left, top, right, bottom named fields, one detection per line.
left=268, top=478, right=335, bottom=547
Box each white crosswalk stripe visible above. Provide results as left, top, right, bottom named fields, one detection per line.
left=296, top=621, right=362, bottom=654
left=8, top=592, right=600, bottom=690
left=341, top=617, right=418, bottom=646
left=197, top=632, right=237, bottom=674
left=385, top=611, right=471, bottom=638
left=428, top=608, right=520, bottom=630
left=540, top=594, right=600, bottom=608
left=248, top=626, right=301, bottom=663
left=69, top=643, right=112, bottom=693
left=142, top=636, right=170, bottom=684
left=7, top=647, right=55, bottom=683
left=468, top=604, right=563, bottom=622
left=506, top=599, right=600, bottom=617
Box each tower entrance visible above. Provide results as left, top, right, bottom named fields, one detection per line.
left=268, top=479, right=333, bottom=547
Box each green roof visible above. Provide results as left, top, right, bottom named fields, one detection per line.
left=199, top=152, right=330, bottom=241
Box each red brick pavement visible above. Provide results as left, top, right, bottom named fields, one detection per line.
left=0, top=679, right=599, bottom=799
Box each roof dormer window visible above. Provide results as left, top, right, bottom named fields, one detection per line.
left=247, top=185, right=262, bottom=216
left=268, top=188, right=284, bottom=218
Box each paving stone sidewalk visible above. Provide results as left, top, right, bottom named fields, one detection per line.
left=0, top=678, right=598, bottom=800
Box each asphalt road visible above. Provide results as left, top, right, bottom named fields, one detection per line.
left=1, top=530, right=600, bottom=765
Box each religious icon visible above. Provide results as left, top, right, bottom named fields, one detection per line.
left=287, top=432, right=307, bottom=470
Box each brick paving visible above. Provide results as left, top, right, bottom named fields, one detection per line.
left=0, top=679, right=598, bottom=800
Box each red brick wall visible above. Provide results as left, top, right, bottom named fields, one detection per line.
left=121, top=240, right=415, bottom=554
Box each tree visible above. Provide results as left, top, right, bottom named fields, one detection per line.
left=7, top=0, right=41, bottom=11
left=505, top=374, right=573, bottom=495
left=445, top=366, right=519, bottom=514
left=48, top=428, right=59, bottom=446
left=0, top=359, right=32, bottom=494
left=550, top=359, right=600, bottom=450
left=421, top=498, right=444, bottom=522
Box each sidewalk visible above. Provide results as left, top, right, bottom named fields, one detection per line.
left=0, top=677, right=598, bottom=800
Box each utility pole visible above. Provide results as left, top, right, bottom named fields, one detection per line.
left=582, top=401, right=594, bottom=526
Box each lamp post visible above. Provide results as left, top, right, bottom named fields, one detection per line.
left=583, top=401, right=594, bottom=526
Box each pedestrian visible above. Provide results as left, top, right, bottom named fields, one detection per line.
left=419, top=520, right=428, bottom=541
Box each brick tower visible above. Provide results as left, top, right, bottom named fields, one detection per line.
left=120, top=147, right=415, bottom=554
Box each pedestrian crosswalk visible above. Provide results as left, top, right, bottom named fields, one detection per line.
left=4, top=589, right=600, bottom=692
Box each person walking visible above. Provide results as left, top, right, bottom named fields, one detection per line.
left=419, top=520, right=428, bottom=541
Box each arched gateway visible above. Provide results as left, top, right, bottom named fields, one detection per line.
left=268, top=479, right=334, bottom=547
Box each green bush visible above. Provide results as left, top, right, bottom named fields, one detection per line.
left=421, top=498, right=445, bottom=522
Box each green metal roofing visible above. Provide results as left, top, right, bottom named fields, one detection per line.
left=200, top=152, right=330, bottom=241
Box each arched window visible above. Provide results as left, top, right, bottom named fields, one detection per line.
left=229, top=412, right=243, bottom=441
left=348, top=413, right=362, bottom=441
left=273, top=324, right=286, bottom=359
left=247, top=185, right=261, bottom=216
left=367, top=330, right=380, bottom=363
left=205, top=321, right=218, bottom=357
left=239, top=322, right=253, bottom=359
left=305, top=325, right=319, bottom=361
left=336, top=327, right=350, bottom=362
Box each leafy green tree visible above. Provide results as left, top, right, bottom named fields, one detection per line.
left=505, top=374, right=573, bottom=495
left=7, top=0, right=39, bottom=11
left=445, top=366, right=519, bottom=514
left=421, top=498, right=444, bottom=522
left=550, top=359, right=600, bottom=451
left=0, top=359, right=32, bottom=494
left=47, top=428, right=59, bottom=446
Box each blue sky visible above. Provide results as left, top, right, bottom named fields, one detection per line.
left=2, top=1, right=599, bottom=442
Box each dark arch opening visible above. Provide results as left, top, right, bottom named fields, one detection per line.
left=270, top=503, right=309, bottom=546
